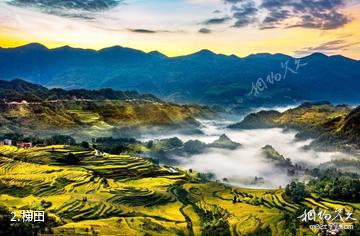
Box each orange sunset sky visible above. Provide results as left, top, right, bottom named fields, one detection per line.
left=0, top=0, right=359, bottom=59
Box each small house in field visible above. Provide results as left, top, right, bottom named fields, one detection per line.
left=95, top=149, right=103, bottom=157
left=0, top=141, right=4, bottom=146
left=4, top=139, right=12, bottom=146
left=16, top=141, right=32, bottom=149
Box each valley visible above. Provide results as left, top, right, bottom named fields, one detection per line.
left=1, top=1, right=360, bottom=234
left=0, top=81, right=359, bottom=235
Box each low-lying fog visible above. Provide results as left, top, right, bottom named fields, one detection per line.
left=178, top=127, right=352, bottom=188
left=141, top=108, right=353, bottom=189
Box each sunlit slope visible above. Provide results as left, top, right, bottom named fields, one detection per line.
left=229, top=102, right=360, bottom=152
left=230, top=102, right=351, bottom=130
left=0, top=100, right=210, bottom=137
left=0, top=79, right=213, bottom=136
left=0, top=145, right=358, bottom=235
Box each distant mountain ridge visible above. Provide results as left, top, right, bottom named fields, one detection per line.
left=1, top=43, right=360, bottom=107
left=0, top=79, right=159, bottom=102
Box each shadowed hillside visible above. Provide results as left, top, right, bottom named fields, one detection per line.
left=0, top=79, right=159, bottom=102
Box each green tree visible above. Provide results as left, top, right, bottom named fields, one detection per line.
left=184, top=140, right=206, bottom=154
left=166, top=137, right=183, bottom=148
left=285, top=181, right=309, bottom=203
left=80, top=141, right=90, bottom=149
left=60, top=153, right=80, bottom=165
left=46, top=135, right=76, bottom=145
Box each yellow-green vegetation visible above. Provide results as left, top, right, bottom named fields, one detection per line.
left=0, top=100, right=212, bottom=137
left=231, top=102, right=351, bottom=131
left=0, top=145, right=359, bottom=235
left=274, top=103, right=350, bottom=129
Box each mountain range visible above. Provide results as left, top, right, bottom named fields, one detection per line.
left=1, top=43, right=360, bottom=108
left=0, top=78, right=159, bottom=102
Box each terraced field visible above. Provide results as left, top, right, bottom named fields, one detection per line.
left=67, top=110, right=101, bottom=124
left=0, top=145, right=359, bottom=235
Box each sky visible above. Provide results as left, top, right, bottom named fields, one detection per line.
left=0, top=0, right=359, bottom=59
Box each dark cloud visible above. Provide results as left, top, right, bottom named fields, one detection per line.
left=223, top=0, right=245, bottom=4
left=213, top=10, right=221, bottom=13
left=259, top=25, right=276, bottom=30
left=128, top=28, right=179, bottom=34
left=203, top=17, right=231, bottom=25
left=128, top=29, right=157, bottom=33
left=198, top=28, right=211, bottom=34
left=221, top=0, right=350, bottom=30
left=231, top=1, right=258, bottom=27
left=260, top=0, right=350, bottom=30
left=262, top=9, right=290, bottom=24
left=295, top=39, right=359, bottom=54
left=7, top=0, right=123, bottom=18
